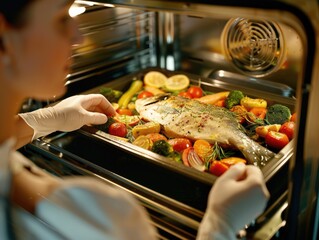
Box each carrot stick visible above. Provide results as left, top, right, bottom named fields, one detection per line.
left=196, top=91, right=230, bottom=105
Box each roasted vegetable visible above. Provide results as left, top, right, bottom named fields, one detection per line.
left=255, top=124, right=281, bottom=138
left=151, top=140, right=173, bottom=156
left=132, top=135, right=153, bottom=150
left=225, top=90, right=245, bottom=109
left=266, top=104, right=291, bottom=124
left=240, top=96, right=267, bottom=110
left=197, top=91, right=229, bottom=105
left=265, top=131, right=289, bottom=150
left=168, top=151, right=182, bottom=163
left=131, top=121, right=161, bottom=139
left=99, top=87, right=123, bottom=103
left=118, top=80, right=143, bottom=109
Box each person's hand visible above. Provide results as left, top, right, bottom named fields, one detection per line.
left=197, top=163, right=270, bottom=240
left=19, top=94, right=116, bottom=140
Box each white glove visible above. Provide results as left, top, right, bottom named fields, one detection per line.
left=197, top=163, right=270, bottom=240
left=19, top=94, right=116, bottom=141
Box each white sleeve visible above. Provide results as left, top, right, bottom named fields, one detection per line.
left=35, top=177, right=158, bottom=240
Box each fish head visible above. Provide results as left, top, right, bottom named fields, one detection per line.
left=135, top=93, right=171, bottom=113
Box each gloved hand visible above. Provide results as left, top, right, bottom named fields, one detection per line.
left=19, top=94, right=116, bottom=141
left=197, top=163, right=270, bottom=240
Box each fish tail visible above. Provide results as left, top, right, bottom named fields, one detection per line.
left=231, top=136, right=275, bottom=166
left=241, top=141, right=275, bottom=166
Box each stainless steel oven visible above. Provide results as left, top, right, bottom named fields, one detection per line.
left=21, top=0, right=319, bottom=239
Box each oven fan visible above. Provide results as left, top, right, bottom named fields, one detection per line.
left=222, top=18, right=286, bottom=77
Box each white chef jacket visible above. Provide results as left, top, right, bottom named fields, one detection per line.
left=0, top=138, right=158, bottom=240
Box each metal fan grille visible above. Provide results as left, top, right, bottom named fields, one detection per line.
left=223, top=18, right=285, bottom=77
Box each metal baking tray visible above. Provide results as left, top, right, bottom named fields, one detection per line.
left=36, top=67, right=295, bottom=212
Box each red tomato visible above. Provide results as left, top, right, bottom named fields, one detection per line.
left=117, top=108, right=133, bottom=116
left=138, top=91, right=154, bottom=99
left=265, top=131, right=289, bottom=150
left=187, top=86, right=203, bottom=98
left=290, top=112, right=297, bottom=122
left=178, top=91, right=192, bottom=99
left=279, top=121, right=295, bottom=140
left=168, top=138, right=192, bottom=152
left=108, top=122, right=127, bottom=138
left=209, top=161, right=229, bottom=176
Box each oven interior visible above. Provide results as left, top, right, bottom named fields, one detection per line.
left=22, top=1, right=316, bottom=239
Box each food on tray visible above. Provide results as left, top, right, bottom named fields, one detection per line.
left=240, top=96, right=268, bottom=110
left=118, top=80, right=143, bottom=109
left=135, top=94, right=275, bottom=166
left=144, top=71, right=167, bottom=88
left=164, top=74, right=190, bottom=91
left=265, top=104, right=291, bottom=124
left=95, top=70, right=295, bottom=177
left=265, top=131, right=290, bottom=150
left=197, top=91, right=229, bottom=105
left=225, top=90, right=244, bottom=109
left=99, top=87, right=123, bottom=103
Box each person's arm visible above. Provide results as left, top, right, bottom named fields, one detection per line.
left=14, top=115, right=34, bottom=149
left=10, top=152, right=62, bottom=213
left=15, top=94, right=116, bottom=149
left=197, top=163, right=270, bottom=240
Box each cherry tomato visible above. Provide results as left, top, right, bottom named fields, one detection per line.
left=138, top=91, right=154, bottom=99
left=108, top=122, right=127, bottom=138
left=265, top=131, right=289, bottom=150
left=187, top=86, right=203, bottom=98
left=279, top=121, right=295, bottom=140
left=116, top=108, right=133, bottom=116
left=209, top=161, right=229, bottom=176
left=290, top=112, right=297, bottom=122
left=178, top=91, right=192, bottom=99
left=168, top=138, right=192, bottom=152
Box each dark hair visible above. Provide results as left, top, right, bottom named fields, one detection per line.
left=0, top=1, right=35, bottom=28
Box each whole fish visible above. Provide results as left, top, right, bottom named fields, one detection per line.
left=135, top=94, right=275, bottom=166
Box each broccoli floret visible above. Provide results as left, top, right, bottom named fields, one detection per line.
left=225, top=90, right=245, bottom=109
left=168, top=151, right=182, bottom=163
left=99, top=87, right=123, bottom=103
left=151, top=140, right=173, bottom=156
left=266, top=104, right=291, bottom=124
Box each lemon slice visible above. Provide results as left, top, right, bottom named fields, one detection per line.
left=144, top=71, right=167, bottom=88
left=165, top=74, right=190, bottom=91
left=133, top=135, right=153, bottom=150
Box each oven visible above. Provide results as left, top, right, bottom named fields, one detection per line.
left=21, top=1, right=319, bottom=239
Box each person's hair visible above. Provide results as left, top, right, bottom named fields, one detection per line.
left=0, top=1, right=35, bottom=28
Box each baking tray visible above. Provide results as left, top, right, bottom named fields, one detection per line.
left=39, top=67, right=295, bottom=211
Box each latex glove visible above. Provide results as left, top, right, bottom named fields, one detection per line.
left=19, top=94, right=116, bottom=141
left=197, top=163, right=270, bottom=240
